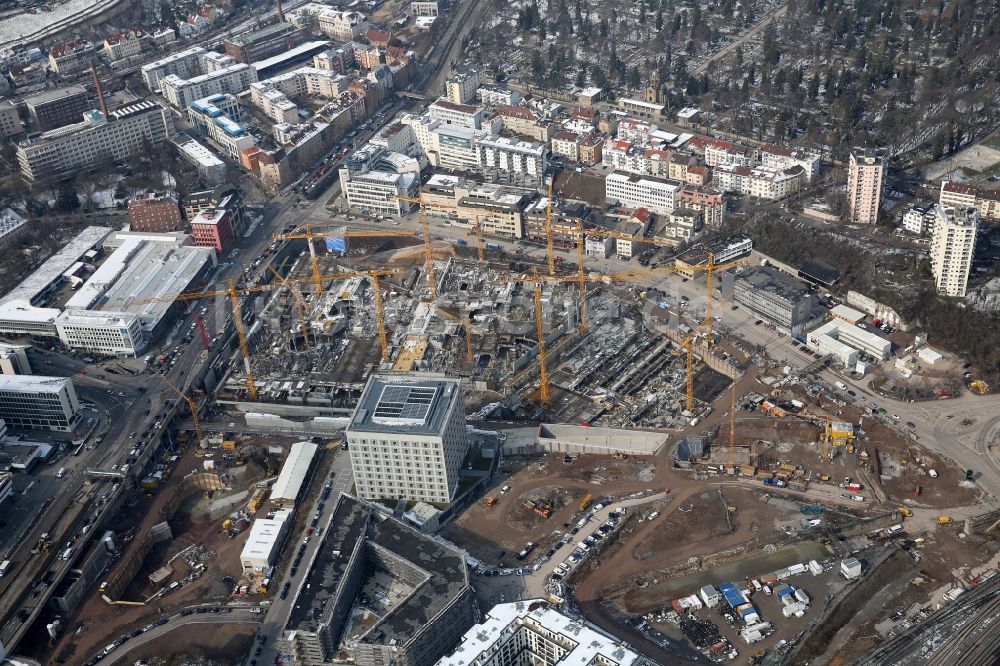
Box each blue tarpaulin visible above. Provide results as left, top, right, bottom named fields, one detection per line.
left=325, top=236, right=346, bottom=253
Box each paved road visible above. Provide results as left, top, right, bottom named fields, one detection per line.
left=691, top=2, right=791, bottom=75
left=250, top=448, right=354, bottom=666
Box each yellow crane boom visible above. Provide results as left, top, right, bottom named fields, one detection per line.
left=545, top=179, right=556, bottom=276
left=271, top=226, right=417, bottom=295
left=157, top=374, right=203, bottom=445
left=267, top=264, right=310, bottom=350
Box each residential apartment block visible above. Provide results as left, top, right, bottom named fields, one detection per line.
left=938, top=181, right=1000, bottom=222
left=901, top=202, right=937, bottom=236
left=696, top=138, right=757, bottom=167
left=141, top=46, right=208, bottom=91
left=0, top=100, right=21, bottom=137
left=289, top=4, right=369, bottom=42
left=188, top=94, right=257, bottom=160
left=760, top=144, right=821, bottom=181
left=713, top=164, right=806, bottom=200
left=439, top=600, right=651, bottom=666
left=847, top=148, right=885, bottom=224
left=930, top=205, right=978, bottom=298
left=496, top=104, right=552, bottom=142
left=47, top=39, right=95, bottom=75
left=444, top=69, right=481, bottom=104
left=103, top=29, right=145, bottom=61
left=175, top=137, right=227, bottom=185
left=16, top=102, right=172, bottom=183
left=477, top=135, right=548, bottom=184
left=160, top=60, right=258, bottom=110
left=0, top=209, right=28, bottom=251
left=347, top=374, right=470, bottom=503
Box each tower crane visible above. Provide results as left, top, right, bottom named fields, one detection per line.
left=116, top=269, right=402, bottom=399
left=157, top=374, right=203, bottom=446
left=271, top=226, right=418, bottom=296
left=395, top=195, right=446, bottom=298
left=267, top=264, right=311, bottom=350
left=728, top=381, right=737, bottom=470
left=545, top=179, right=556, bottom=276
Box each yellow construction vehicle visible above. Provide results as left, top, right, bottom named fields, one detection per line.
left=222, top=518, right=233, bottom=531
left=970, top=380, right=989, bottom=394
left=938, top=515, right=952, bottom=525
left=579, top=493, right=592, bottom=511
left=898, top=508, right=913, bottom=518
left=484, top=496, right=497, bottom=507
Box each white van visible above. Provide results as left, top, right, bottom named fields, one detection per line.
left=56, top=467, right=67, bottom=478
left=647, top=511, right=660, bottom=521
left=835, top=381, right=848, bottom=390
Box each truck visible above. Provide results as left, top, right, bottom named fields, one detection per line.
left=0, top=560, right=10, bottom=577
left=845, top=483, right=862, bottom=492
left=485, top=242, right=501, bottom=250
left=456, top=239, right=468, bottom=246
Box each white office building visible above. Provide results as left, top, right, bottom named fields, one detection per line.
left=55, top=311, right=145, bottom=357
left=930, top=206, right=978, bottom=298
left=437, top=600, right=650, bottom=666
left=347, top=374, right=469, bottom=503
left=340, top=145, right=421, bottom=217
left=428, top=99, right=484, bottom=130
left=15, top=102, right=173, bottom=183
left=605, top=171, right=681, bottom=216
left=0, top=375, right=82, bottom=432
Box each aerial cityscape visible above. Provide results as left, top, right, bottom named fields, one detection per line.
left=0, top=0, right=998, bottom=665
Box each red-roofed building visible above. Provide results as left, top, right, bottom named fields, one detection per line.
left=497, top=105, right=552, bottom=141
left=940, top=181, right=1000, bottom=221
left=366, top=29, right=391, bottom=47
left=686, top=164, right=708, bottom=186
left=48, top=39, right=95, bottom=75
left=103, top=29, right=146, bottom=61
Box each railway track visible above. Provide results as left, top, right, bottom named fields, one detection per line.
left=856, top=575, right=1000, bottom=665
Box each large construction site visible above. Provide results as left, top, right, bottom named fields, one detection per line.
left=212, top=209, right=749, bottom=437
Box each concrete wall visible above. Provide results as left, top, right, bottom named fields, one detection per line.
left=524, top=424, right=668, bottom=456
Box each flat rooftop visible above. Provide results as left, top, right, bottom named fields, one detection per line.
left=440, top=600, right=648, bottom=666
left=0, top=226, right=114, bottom=307
left=287, top=495, right=470, bottom=647
left=0, top=374, right=71, bottom=393
left=64, top=239, right=215, bottom=329
left=348, top=374, right=460, bottom=436
left=735, top=266, right=811, bottom=304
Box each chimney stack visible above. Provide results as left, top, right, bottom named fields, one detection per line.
left=275, top=0, right=285, bottom=23
left=90, top=65, right=109, bottom=117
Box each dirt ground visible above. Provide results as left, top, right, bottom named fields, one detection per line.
left=114, top=622, right=256, bottom=666
left=444, top=453, right=664, bottom=565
